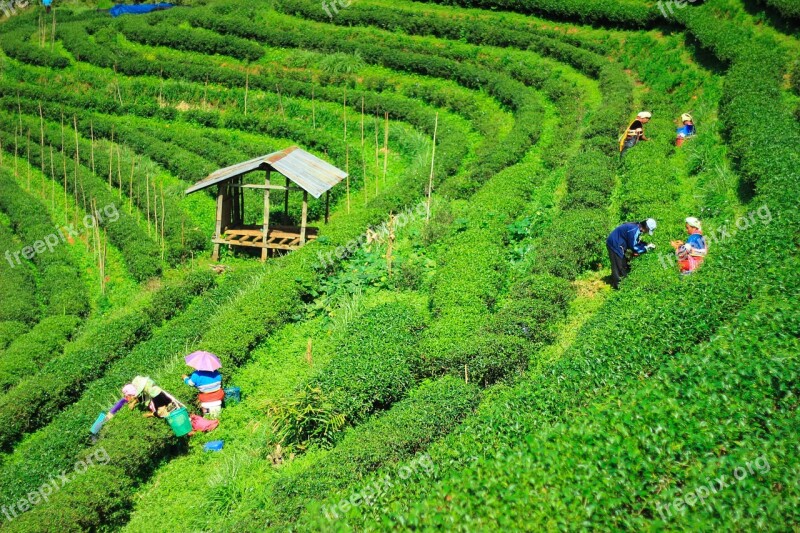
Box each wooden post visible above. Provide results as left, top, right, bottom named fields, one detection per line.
left=306, top=338, right=313, bottom=367
left=343, top=88, right=350, bottom=213
left=212, top=183, right=223, bottom=261
left=283, top=176, right=290, bottom=224
left=244, top=70, right=249, bottom=116
left=426, top=112, right=439, bottom=221
left=324, top=190, right=330, bottom=224
left=311, top=86, right=316, bottom=130
left=300, top=190, right=308, bottom=245
left=383, top=112, right=389, bottom=185
left=38, top=103, right=44, bottom=174
left=262, top=171, right=271, bottom=261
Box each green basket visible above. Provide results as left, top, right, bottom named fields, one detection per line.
left=166, top=407, right=192, bottom=437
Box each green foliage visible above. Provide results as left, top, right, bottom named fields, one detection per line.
left=263, top=376, right=480, bottom=529
left=0, top=170, right=90, bottom=317
left=0, top=30, right=70, bottom=69
left=0, top=270, right=214, bottom=451
left=267, top=384, right=346, bottom=450
left=0, top=315, right=81, bottom=390
left=0, top=224, right=39, bottom=325
left=0, top=321, right=27, bottom=350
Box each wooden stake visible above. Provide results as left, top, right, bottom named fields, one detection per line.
left=386, top=213, right=395, bottom=278
left=276, top=84, right=285, bottom=118
left=13, top=125, right=18, bottom=178
left=38, top=102, right=44, bottom=174
left=49, top=145, right=55, bottom=210
left=374, top=113, right=379, bottom=196
left=51, top=8, right=55, bottom=52
left=116, top=145, right=122, bottom=196
left=465, top=364, right=469, bottom=384
left=361, top=97, right=366, bottom=205
left=89, top=121, right=95, bottom=175
left=152, top=181, right=158, bottom=242
left=426, top=113, right=439, bottom=221
left=343, top=88, right=350, bottom=213
left=306, top=338, right=313, bottom=367
left=203, top=75, right=208, bottom=111
left=26, top=129, right=31, bottom=189
left=73, top=115, right=79, bottom=204
left=311, top=86, right=316, bottom=130
left=160, top=182, right=166, bottom=260
left=244, top=70, right=249, bottom=116
left=383, top=112, right=389, bottom=185
left=108, top=127, right=114, bottom=187
left=129, top=156, right=135, bottom=213
left=146, top=172, right=151, bottom=234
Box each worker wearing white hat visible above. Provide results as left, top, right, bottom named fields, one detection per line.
left=676, top=113, right=695, bottom=147
left=606, top=218, right=657, bottom=289
left=620, top=111, right=652, bottom=158
left=670, top=216, right=707, bottom=274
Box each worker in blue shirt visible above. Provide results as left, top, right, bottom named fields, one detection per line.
left=606, top=218, right=657, bottom=289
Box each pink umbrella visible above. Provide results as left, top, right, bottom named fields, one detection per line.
left=185, top=351, right=221, bottom=372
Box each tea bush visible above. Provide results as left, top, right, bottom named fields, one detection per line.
left=0, top=315, right=81, bottom=390
left=0, top=170, right=90, bottom=317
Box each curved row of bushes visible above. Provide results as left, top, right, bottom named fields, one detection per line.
left=0, top=223, right=38, bottom=325
left=0, top=116, right=163, bottom=282
left=0, top=170, right=90, bottom=317
left=0, top=315, right=80, bottom=391
left=298, top=3, right=800, bottom=528
left=0, top=270, right=215, bottom=452
left=0, top=30, right=69, bottom=69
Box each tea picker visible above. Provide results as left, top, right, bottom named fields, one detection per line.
left=183, top=351, right=224, bottom=419
left=619, top=111, right=652, bottom=158
left=606, top=219, right=657, bottom=290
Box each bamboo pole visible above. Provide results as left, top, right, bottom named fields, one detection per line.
left=343, top=88, right=350, bottom=213
left=276, top=84, right=285, bottom=118
left=108, top=127, right=114, bottom=187
left=312, top=86, right=316, bottom=130
left=51, top=9, right=55, bottom=52
left=374, top=113, right=379, bottom=196
left=129, top=156, right=134, bottom=213
left=14, top=126, right=18, bottom=178
left=306, top=339, right=313, bottom=367
left=160, top=182, right=166, bottom=260
left=116, top=145, right=122, bottom=196
left=361, top=97, right=366, bottom=205
left=383, top=112, right=389, bottom=186
left=38, top=102, right=44, bottom=174
left=146, top=172, right=151, bottom=235
left=152, top=181, right=158, bottom=243
left=386, top=213, right=395, bottom=278
left=89, top=121, right=95, bottom=175
left=26, top=129, right=31, bottom=189
left=244, top=70, right=249, bottom=116
left=73, top=115, right=80, bottom=205
left=49, top=145, right=55, bottom=210
left=426, top=113, right=439, bottom=221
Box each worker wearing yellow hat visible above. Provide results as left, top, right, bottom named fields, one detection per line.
left=670, top=216, right=707, bottom=274
left=676, top=113, right=695, bottom=147
left=619, top=111, right=651, bottom=158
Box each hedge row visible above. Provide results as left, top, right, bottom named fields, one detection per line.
left=0, top=315, right=80, bottom=391
left=0, top=321, right=27, bottom=350
left=263, top=376, right=480, bottom=529
left=0, top=170, right=90, bottom=317
left=0, top=223, right=38, bottom=325
left=3, top=87, right=457, bottom=527
left=410, top=0, right=656, bottom=27
left=0, top=269, right=215, bottom=451
left=0, top=30, right=69, bottom=69
left=51, top=22, right=471, bottom=205
left=112, top=16, right=264, bottom=62
left=0, top=267, right=235, bottom=511
left=303, top=6, right=800, bottom=528
left=0, top=114, right=163, bottom=281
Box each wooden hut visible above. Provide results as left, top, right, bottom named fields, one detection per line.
left=186, top=146, right=347, bottom=261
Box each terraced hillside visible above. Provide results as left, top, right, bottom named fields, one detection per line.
left=0, top=0, right=797, bottom=531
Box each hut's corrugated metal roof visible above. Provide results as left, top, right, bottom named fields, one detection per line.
left=185, top=146, right=347, bottom=198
